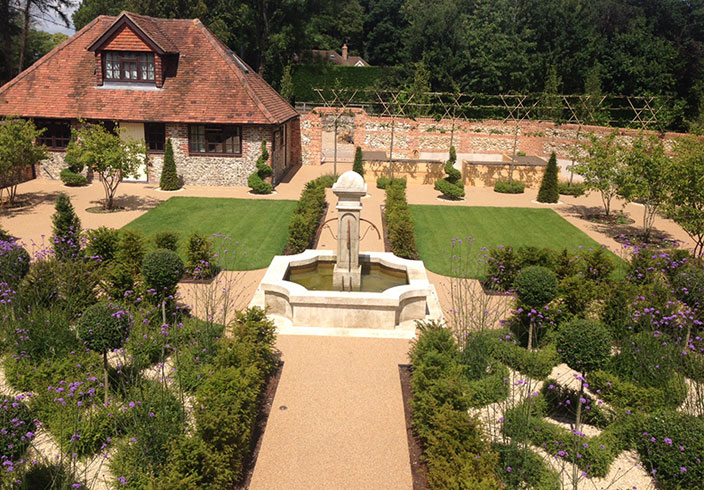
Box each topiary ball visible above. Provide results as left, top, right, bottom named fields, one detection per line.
left=515, top=265, right=557, bottom=308
left=142, top=248, right=184, bottom=294
left=77, top=302, right=131, bottom=354
left=556, top=318, right=611, bottom=373
left=0, top=240, right=31, bottom=289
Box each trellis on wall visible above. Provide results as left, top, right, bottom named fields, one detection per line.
left=310, top=89, right=672, bottom=171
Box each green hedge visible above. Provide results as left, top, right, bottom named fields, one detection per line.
left=491, top=333, right=560, bottom=380
left=410, top=321, right=501, bottom=489
left=376, top=176, right=407, bottom=189
left=384, top=179, right=418, bottom=259
left=558, top=181, right=586, bottom=196
left=285, top=177, right=328, bottom=254
left=493, top=179, right=525, bottom=194
left=59, top=168, right=88, bottom=186
left=292, top=64, right=392, bottom=102
left=502, top=398, right=626, bottom=478
left=493, top=443, right=560, bottom=489
left=587, top=369, right=688, bottom=411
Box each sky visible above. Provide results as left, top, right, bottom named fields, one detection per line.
left=31, top=2, right=78, bottom=36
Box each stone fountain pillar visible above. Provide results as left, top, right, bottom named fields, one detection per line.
left=332, top=171, right=367, bottom=290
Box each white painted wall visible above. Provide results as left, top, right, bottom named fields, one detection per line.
left=120, top=122, right=148, bottom=182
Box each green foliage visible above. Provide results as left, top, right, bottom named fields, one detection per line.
left=248, top=140, right=273, bottom=194
left=77, top=302, right=131, bottom=355
left=588, top=370, right=688, bottom=411
left=154, top=231, right=179, bottom=251
left=352, top=146, right=364, bottom=177
left=493, top=443, right=560, bottom=489
left=64, top=121, right=145, bottom=209
left=85, top=226, right=120, bottom=263
left=159, top=138, right=181, bottom=191
left=285, top=178, right=327, bottom=254
left=601, top=281, right=635, bottom=338
left=434, top=146, right=465, bottom=199
left=292, top=65, right=389, bottom=101
left=0, top=394, right=36, bottom=462
left=279, top=63, right=294, bottom=103
left=59, top=168, right=89, bottom=186
left=6, top=307, right=79, bottom=361
left=376, top=176, right=406, bottom=189
left=666, top=136, right=704, bottom=256
left=142, top=249, right=184, bottom=298
left=636, top=410, right=704, bottom=489
left=558, top=181, right=586, bottom=196
left=0, top=117, right=48, bottom=206
left=117, top=229, right=146, bottom=274
left=559, top=273, right=598, bottom=316
left=0, top=239, right=30, bottom=289
left=557, top=318, right=611, bottom=373
left=537, top=152, right=559, bottom=203
left=185, top=233, right=219, bottom=280
left=51, top=193, right=82, bottom=261
left=384, top=179, right=418, bottom=259
left=493, top=179, right=525, bottom=194
left=19, top=257, right=99, bottom=317
left=515, top=265, right=557, bottom=308
left=491, top=335, right=560, bottom=380
left=101, top=262, right=135, bottom=301
left=410, top=321, right=501, bottom=489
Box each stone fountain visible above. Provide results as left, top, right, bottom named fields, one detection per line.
left=251, top=171, right=440, bottom=334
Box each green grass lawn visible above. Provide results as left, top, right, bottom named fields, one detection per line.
left=123, top=197, right=297, bottom=270
left=410, top=206, right=613, bottom=277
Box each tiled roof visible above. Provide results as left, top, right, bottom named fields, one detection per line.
left=311, top=49, right=370, bottom=67
left=0, top=12, right=298, bottom=126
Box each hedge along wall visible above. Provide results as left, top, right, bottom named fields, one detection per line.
left=298, top=107, right=686, bottom=168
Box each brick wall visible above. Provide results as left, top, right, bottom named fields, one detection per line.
left=300, top=107, right=686, bottom=164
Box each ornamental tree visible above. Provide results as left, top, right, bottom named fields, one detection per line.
left=556, top=318, right=611, bottom=430
left=77, top=302, right=131, bottom=404
left=0, top=117, right=48, bottom=206
left=537, top=152, right=559, bottom=203
left=434, top=146, right=465, bottom=199
left=665, top=136, right=704, bottom=256
left=65, top=122, right=145, bottom=210
left=159, top=138, right=181, bottom=191
left=618, top=135, right=670, bottom=239
left=515, top=266, right=557, bottom=350
left=142, top=248, right=184, bottom=322
left=353, top=146, right=364, bottom=177
left=573, top=132, right=625, bottom=216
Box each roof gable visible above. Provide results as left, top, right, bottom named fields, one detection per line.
left=0, top=13, right=298, bottom=126
left=101, top=24, right=152, bottom=52
left=87, top=11, right=178, bottom=54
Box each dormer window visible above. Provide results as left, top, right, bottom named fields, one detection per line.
left=104, top=52, right=155, bottom=81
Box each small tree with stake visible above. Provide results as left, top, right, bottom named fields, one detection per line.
left=556, top=318, right=611, bottom=486
left=515, top=265, right=557, bottom=350
left=77, top=302, right=131, bottom=404
left=537, top=152, right=559, bottom=203
left=142, top=248, right=184, bottom=324
left=434, top=146, right=465, bottom=199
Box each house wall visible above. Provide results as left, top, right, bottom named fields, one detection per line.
left=36, top=120, right=302, bottom=188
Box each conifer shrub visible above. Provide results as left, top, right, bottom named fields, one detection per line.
left=185, top=233, right=219, bottom=280
left=116, top=229, right=146, bottom=274
left=247, top=140, right=273, bottom=194
left=159, top=138, right=181, bottom=191
left=434, top=146, right=465, bottom=199
left=51, top=193, right=82, bottom=261
left=537, top=152, right=559, bottom=203
left=352, top=146, right=364, bottom=177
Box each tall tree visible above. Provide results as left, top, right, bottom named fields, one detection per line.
left=18, top=0, right=74, bottom=74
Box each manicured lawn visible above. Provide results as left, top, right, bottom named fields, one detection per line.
left=409, top=205, right=611, bottom=277
left=123, top=197, right=297, bottom=270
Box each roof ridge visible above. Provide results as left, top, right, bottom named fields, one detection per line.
left=0, top=16, right=105, bottom=96
left=192, top=19, right=278, bottom=125
left=122, top=11, right=169, bottom=53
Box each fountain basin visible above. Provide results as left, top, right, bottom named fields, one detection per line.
left=257, top=250, right=432, bottom=329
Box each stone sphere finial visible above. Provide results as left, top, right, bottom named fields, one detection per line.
left=333, top=170, right=365, bottom=191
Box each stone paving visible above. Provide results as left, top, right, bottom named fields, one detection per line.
left=0, top=164, right=696, bottom=489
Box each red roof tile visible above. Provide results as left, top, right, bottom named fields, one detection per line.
left=0, top=13, right=298, bottom=126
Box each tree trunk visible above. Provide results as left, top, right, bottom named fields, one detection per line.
left=0, top=0, right=12, bottom=84
left=527, top=319, right=534, bottom=351
left=19, top=0, right=31, bottom=74
left=573, top=375, right=585, bottom=490
left=103, top=351, right=109, bottom=405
